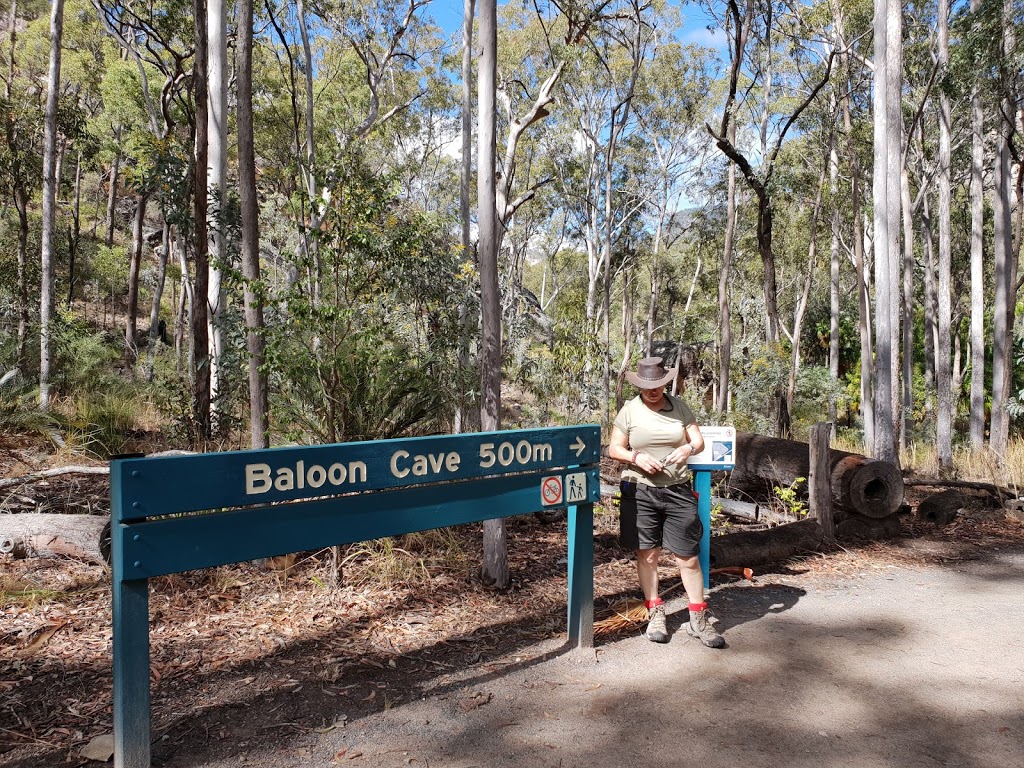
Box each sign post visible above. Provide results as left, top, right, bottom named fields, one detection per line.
left=687, top=426, right=737, bottom=589
left=110, top=426, right=600, bottom=768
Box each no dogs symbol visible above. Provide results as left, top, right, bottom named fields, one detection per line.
left=540, top=475, right=563, bottom=506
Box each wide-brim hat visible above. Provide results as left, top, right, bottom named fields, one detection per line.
left=625, top=356, right=677, bottom=389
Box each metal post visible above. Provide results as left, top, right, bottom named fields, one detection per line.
left=111, top=460, right=152, bottom=768
left=566, top=502, right=594, bottom=647
left=694, top=470, right=712, bottom=590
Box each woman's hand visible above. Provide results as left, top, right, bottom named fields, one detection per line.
left=633, top=451, right=663, bottom=474
left=663, top=442, right=695, bottom=466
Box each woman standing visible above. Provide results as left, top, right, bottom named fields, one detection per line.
left=608, top=357, right=725, bottom=648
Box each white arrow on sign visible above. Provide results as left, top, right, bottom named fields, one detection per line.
left=570, top=436, right=586, bottom=457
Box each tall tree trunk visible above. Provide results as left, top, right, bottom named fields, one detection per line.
left=7, top=0, right=28, bottom=368
left=125, top=192, right=149, bottom=356
left=899, top=163, right=914, bottom=453
left=871, top=0, right=898, bottom=463
left=968, top=0, right=986, bottom=450
left=105, top=126, right=121, bottom=247
left=936, top=0, right=953, bottom=470
left=990, top=0, right=1017, bottom=457
left=454, top=0, right=475, bottom=434
left=237, top=0, right=269, bottom=449
left=39, top=0, right=65, bottom=410
left=829, top=128, right=840, bottom=433
left=145, top=218, right=170, bottom=381
left=192, top=0, right=212, bottom=442
left=207, top=0, right=227, bottom=420
left=296, top=0, right=321, bottom=303
left=717, top=119, right=737, bottom=415
left=616, top=269, right=633, bottom=412
left=885, top=1, right=903, bottom=465
left=477, top=0, right=507, bottom=589
left=922, top=195, right=938, bottom=419
left=68, top=151, right=82, bottom=307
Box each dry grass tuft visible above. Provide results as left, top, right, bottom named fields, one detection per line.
left=903, top=440, right=1024, bottom=489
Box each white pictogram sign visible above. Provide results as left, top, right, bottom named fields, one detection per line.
left=540, top=475, right=563, bottom=506
left=564, top=472, right=587, bottom=503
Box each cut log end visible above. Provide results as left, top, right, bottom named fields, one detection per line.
left=839, top=457, right=905, bottom=519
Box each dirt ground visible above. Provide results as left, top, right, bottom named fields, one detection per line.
left=3, top=472, right=1024, bottom=767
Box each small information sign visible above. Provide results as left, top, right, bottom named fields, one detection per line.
left=687, top=425, right=736, bottom=471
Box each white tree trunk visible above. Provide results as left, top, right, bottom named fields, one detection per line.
left=39, top=0, right=65, bottom=410
left=829, top=129, right=840, bottom=433
left=477, top=0, right=508, bottom=589
left=989, top=0, right=1017, bottom=457
left=237, top=0, right=269, bottom=449
left=900, top=165, right=914, bottom=453
left=871, top=0, right=900, bottom=464
left=842, top=51, right=873, bottom=451
left=454, top=0, right=475, bottom=435
left=207, top=0, right=228, bottom=418
left=936, top=0, right=953, bottom=469
left=968, top=0, right=986, bottom=451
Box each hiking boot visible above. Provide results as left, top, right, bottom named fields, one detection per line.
left=644, top=604, right=669, bottom=643
left=687, top=607, right=725, bottom=648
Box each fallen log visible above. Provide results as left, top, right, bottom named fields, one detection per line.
left=904, top=478, right=1017, bottom=503
left=729, top=432, right=904, bottom=519
left=713, top=497, right=795, bottom=526
left=710, top=518, right=823, bottom=569
left=834, top=513, right=902, bottom=540
left=0, top=513, right=109, bottom=565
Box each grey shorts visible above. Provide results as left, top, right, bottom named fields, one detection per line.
left=619, top=480, right=702, bottom=556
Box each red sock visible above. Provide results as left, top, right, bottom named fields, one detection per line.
left=688, top=602, right=707, bottom=613
left=645, top=598, right=664, bottom=609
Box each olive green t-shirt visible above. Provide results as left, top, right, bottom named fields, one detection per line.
left=613, top=394, right=697, bottom=488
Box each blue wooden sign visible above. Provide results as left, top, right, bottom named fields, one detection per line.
left=110, top=426, right=600, bottom=768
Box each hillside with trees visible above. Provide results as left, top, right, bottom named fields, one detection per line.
left=2, top=0, right=1024, bottom=570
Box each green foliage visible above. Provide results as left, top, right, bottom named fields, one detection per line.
left=62, top=390, right=138, bottom=458
left=1003, top=324, right=1024, bottom=422
left=790, top=365, right=849, bottom=436
left=772, top=477, right=808, bottom=518
left=0, top=368, right=56, bottom=436
left=265, top=157, right=465, bottom=443
left=50, top=310, right=123, bottom=395
left=731, top=343, right=789, bottom=434
left=273, top=331, right=451, bottom=443
left=84, top=244, right=128, bottom=310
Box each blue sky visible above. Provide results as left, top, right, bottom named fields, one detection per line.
left=424, top=0, right=727, bottom=56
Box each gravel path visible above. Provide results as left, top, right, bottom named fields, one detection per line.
left=172, top=543, right=1024, bottom=768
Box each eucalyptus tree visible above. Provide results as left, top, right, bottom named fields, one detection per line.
left=38, top=0, right=65, bottom=410
left=95, top=0, right=217, bottom=437
left=632, top=39, right=715, bottom=357
left=871, top=0, right=902, bottom=464
left=237, top=0, right=268, bottom=448
left=936, top=0, right=953, bottom=469
left=988, top=0, right=1021, bottom=456
left=546, top=0, right=656, bottom=416
left=832, top=0, right=874, bottom=450
left=207, top=0, right=227, bottom=420
left=967, top=0, right=986, bottom=451
left=706, top=0, right=836, bottom=437
left=478, top=0, right=504, bottom=587
left=1, top=0, right=45, bottom=368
